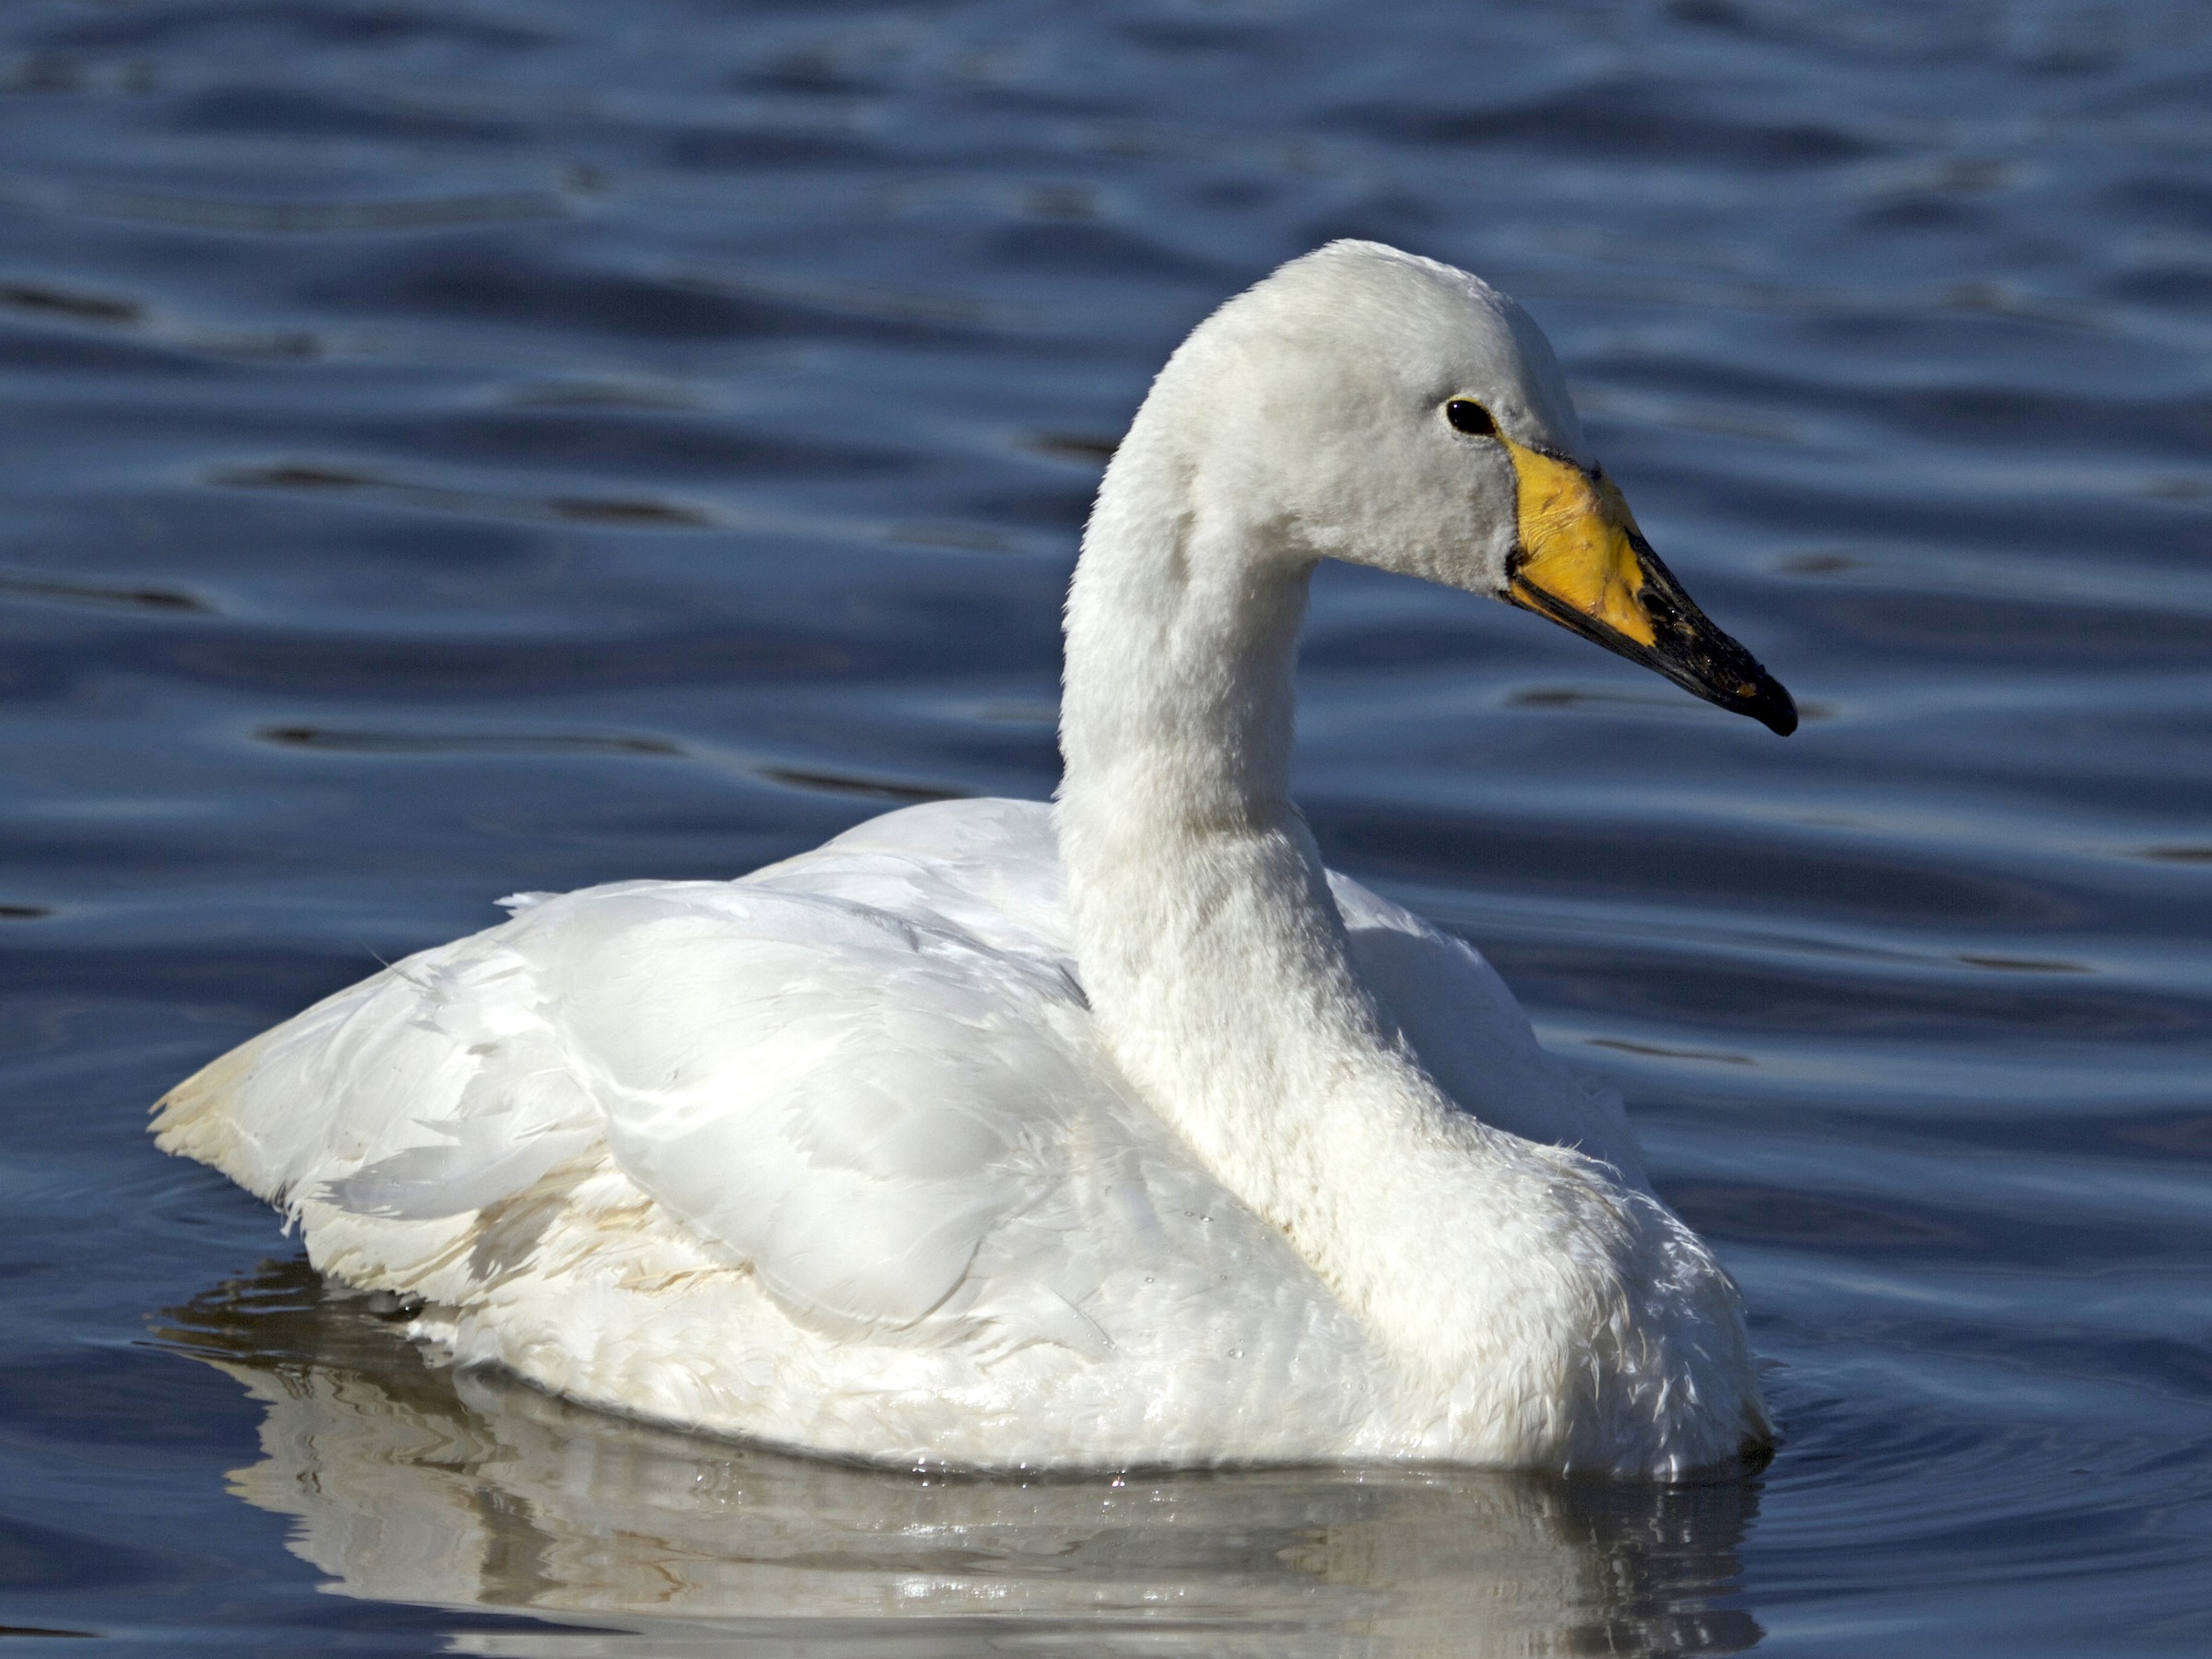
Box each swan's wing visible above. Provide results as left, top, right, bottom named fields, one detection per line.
left=506, top=877, right=1106, bottom=1341
left=1326, top=870, right=1649, bottom=1187
left=156, top=800, right=1122, bottom=1347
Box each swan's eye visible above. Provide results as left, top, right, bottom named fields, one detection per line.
left=1445, top=399, right=1497, bottom=438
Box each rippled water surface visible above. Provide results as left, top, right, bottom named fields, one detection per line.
left=3, top=0, right=2211, bottom=1652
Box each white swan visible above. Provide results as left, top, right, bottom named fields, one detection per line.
left=154, top=241, right=1795, bottom=1478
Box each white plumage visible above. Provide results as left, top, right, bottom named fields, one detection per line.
left=158, top=241, right=1784, bottom=1477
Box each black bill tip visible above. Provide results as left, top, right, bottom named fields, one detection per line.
left=1509, top=556, right=1799, bottom=738
left=1620, top=543, right=1797, bottom=737
left=1742, top=671, right=1797, bottom=737
left=1647, top=614, right=1797, bottom=737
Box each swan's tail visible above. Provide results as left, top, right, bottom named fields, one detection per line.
left=151, top=1028, right=288, bottom=1201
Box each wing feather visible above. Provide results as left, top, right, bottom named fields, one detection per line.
left=159, top=803, right=1118, bottom=1349
left=507, top=881, right=1096, bottom=1335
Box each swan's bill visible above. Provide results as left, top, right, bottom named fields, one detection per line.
left=1502, top=441, right=1797, bottom=736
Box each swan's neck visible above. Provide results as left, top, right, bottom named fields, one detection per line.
left=1054, top=413, right=1761, bottom=1473
left=1058, top=429, right=1443, bottom=1278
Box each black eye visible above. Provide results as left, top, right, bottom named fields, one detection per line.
left=1445, top=399, right=1497, bottom=438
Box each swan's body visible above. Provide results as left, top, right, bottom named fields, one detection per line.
left=157, top=241, right=1793, bottom=1477
left=157, top=798, right=1670, bottom=1469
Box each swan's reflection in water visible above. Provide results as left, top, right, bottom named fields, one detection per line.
left=158, top=1262, right=1762, bottom=1657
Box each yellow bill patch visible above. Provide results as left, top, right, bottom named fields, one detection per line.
left=1504, top=441, right=1657, bottom=648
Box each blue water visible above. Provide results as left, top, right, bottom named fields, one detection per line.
left=1, top=0, right=2209, bottom=1652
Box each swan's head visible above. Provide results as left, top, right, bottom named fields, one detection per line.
left=1141, top=240, right=1795, bottom=735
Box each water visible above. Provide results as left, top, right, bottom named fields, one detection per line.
left=0, top=0, right=2207, bottom=1651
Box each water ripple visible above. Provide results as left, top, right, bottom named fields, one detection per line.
left=0, top=0, right=2207, bottom=1654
